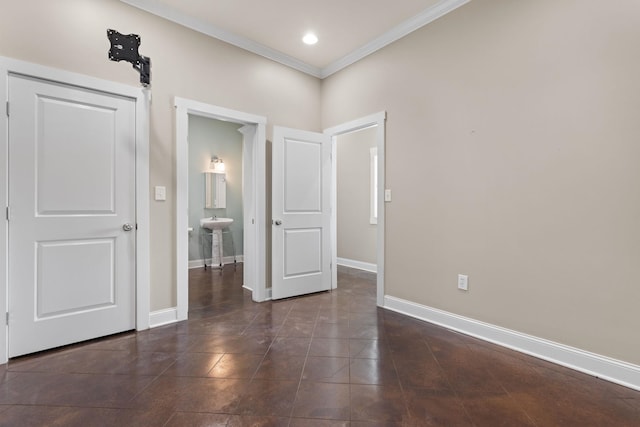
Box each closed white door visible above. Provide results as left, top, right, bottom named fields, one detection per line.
left=8, top=75, right=136, bottom=357
left=272, top=126, right=331, bottom=299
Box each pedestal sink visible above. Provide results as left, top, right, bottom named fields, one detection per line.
left=200, top=217, right=234, bottom=269
left=200, top=217, right=233, bottom=230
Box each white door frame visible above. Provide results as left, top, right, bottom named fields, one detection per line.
left=325, top=112, right=387, bottom=307
left=0, top=56, right=151, bottom=364
left=175, top=97, right=267, bottom=318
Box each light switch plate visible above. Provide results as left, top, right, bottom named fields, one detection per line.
left=458, top=274, right=468, bottom=291
left=384, top=189, right=392, bottom=202
left=155, top=186, right=166, bottom=201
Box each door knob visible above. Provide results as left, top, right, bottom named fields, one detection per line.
left=123, top=223, right=134, bottom=231
left=274, top=220, right=282, bottom=226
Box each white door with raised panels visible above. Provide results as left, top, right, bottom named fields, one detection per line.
left=8, top=74, right=136, bottom=357
left=272, top=126, right=331, bottom=300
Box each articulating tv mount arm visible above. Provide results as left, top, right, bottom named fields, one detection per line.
left=107, top=29, right=151, bottom=86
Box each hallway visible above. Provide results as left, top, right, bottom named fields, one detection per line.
left=0, top=265, right=638, bottom=426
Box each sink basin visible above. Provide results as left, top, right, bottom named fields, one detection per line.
left=200, top=217, right=233, bottom=230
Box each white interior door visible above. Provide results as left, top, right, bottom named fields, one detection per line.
left=272, top=126, right=331, bottom=300
left=8, top=74, right=136, bottom=357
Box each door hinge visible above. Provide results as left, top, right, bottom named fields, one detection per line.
left=5, top=101, right=8, bottom=117
left=5, top=206, right=9, bottom=221
left=5, top=312, right=9, bottom=326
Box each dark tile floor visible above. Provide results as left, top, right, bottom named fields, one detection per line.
left=0, top=265, right=638, bottom=426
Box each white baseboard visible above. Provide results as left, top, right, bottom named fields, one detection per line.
left=337, top=257, right=377, bottom=273
left=149, top=307, right=180, bottom=328
left=189, top=255, right=244, bottom=269
left=384, top=295, right=640, bottom=391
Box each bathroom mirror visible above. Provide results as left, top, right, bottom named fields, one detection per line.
left=205, top=172, right=226, bottom=209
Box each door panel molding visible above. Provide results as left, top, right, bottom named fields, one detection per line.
left=36, top=238, right=116, bottom=318
left=0, top=56, right=150, bottom=363
left=284, top=228, right=323, bottom=277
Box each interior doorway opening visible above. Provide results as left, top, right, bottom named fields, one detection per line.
left=326, top=112, right=386, bottom=306
left=175, top=98, right=268, bottom=323
left=187, top=116, right=244, bottom=271
left=335, top=125, right=379, bottom=275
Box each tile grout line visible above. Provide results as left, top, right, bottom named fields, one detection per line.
left=423, top=335, right=478, bottom=427
left=286, top=300, right=322, bottom=424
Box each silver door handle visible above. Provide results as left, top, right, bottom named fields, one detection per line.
left=274, top=220, right=282, bottom=226
left=123, top=223, right=134, bottom=231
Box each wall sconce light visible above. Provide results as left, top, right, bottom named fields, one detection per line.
left=210, top=156, right=225, bottom=173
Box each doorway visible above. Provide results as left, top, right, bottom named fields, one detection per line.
left=175, top=98, right=267, bottom=322
left=187, top=116, right=244, bottom=271
left=326, top=112, right=386, bottom=306
left=175, top=102, right=386, bottom=317
left=335, top=126, right=378, bottom=270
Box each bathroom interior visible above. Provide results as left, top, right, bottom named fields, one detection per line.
left=188, top=114, right=244, bottom=271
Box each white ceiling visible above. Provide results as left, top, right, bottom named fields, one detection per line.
left=120, top=0, right=469, bottom=78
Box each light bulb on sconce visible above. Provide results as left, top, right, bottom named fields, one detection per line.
left=210, top=156, right=225, bottom=173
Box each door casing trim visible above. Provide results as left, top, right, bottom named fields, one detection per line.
left=0, top=55, right=151, bottom=363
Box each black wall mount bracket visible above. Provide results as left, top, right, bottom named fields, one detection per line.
left=107, top=29, right=151, bottom=86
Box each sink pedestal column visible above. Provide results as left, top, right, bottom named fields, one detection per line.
left=211, top=229, right=224, bottom=267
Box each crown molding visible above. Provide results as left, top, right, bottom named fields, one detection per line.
left=120, top=0, right=323, bottom=78
left=320, top=0, right=471, bottom=78
left=120, top=0, right=470, bottom=80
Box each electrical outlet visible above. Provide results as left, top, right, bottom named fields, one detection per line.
left=458, top=274, right=468, bottom=291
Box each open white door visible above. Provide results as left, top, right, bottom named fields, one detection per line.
left=272, top=126, right=331, bottom=300
left=8, top=74, right=136, bottom=357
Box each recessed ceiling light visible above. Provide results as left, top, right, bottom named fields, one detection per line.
left=302, top=33, right=318, bottom=45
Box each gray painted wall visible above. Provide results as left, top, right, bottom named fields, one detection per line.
left=188, top=115, right=243, bottom=262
